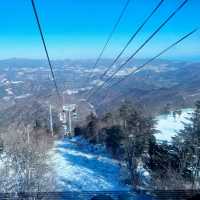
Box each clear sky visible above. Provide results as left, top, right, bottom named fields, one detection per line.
left=0, top=0, right=199, bottom=61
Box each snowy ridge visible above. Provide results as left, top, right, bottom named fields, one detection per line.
left=48, top=137, right=131, bottom=192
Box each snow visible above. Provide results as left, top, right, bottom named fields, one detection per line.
left=189, top=92, right=200, bottom=97
left=11, top=81, right=24, bottom=84
left=114, top=67, right=137, bottom=77
left=137, top=161, right=150, bottom=186
left=78, top=87, right=93, bottom=92
left=2, top=96, right=10, bottom=101
left=1, top=78, right=9, bottom=84
left=155, top=108, right=193, bottom=142
left=63, top=87, right=93, bottom=95
left=5, top=88, right=13, bottom=95
left=91, top=80, right=104, bottom=86
left=48, top=137, right=130, bottom=192
left=63, top=89, right=78, bottom=95
left=15, top=93, right=31, bottom=99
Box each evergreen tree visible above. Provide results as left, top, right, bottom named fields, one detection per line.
left=105, top=125, right=124, bottom=156
left=118, top=103, right=156, bottom=187
left=86, top=113, right=100, bottom=143
left=102, top=112, right=114, bottom=127
left=174, top=101, right=200, bottom=188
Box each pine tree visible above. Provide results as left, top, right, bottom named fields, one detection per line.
left=118, top=103, right=156, bottom=187
left=175, top=101, right=200, bottom=189
left=105, top=125, right=124, bottom=156
left=86, top=113, right=100, bottom=143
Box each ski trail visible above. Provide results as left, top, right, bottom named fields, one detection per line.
left=48, top=137, right=130, bottom=191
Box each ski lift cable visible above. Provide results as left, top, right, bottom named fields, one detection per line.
left=85, top=0, right=165, bottom=99
left=30, top=0, right=62, bottom=107
left=86, top=0, right=131, bottom=85
left=96, top=28, right=199, bottom=108
left=87, top=0, right=189, bottom=101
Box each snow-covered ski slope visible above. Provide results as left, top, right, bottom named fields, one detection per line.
left=155, top=108, right=193, bottom=142
left=49, top=137, right=130, bottom=192
left=48, top=107, right=193, bottom=193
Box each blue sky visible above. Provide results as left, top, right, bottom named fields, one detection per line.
left=0, top=0, right=199, bottom=61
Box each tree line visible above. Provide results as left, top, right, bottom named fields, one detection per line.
left=75, top=101, right=200, bottom=191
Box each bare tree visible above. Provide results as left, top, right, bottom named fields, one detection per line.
left=0, top=124, right=56, bottom=193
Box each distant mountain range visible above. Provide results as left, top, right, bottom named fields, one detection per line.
left=0, top=57, right=184, bottom=69
left=0, top=58, right=199, bottom=116
left=86, top=59, right=200, bottom=115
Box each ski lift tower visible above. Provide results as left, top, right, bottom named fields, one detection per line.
left=63, top=104, right=77, bottom=136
